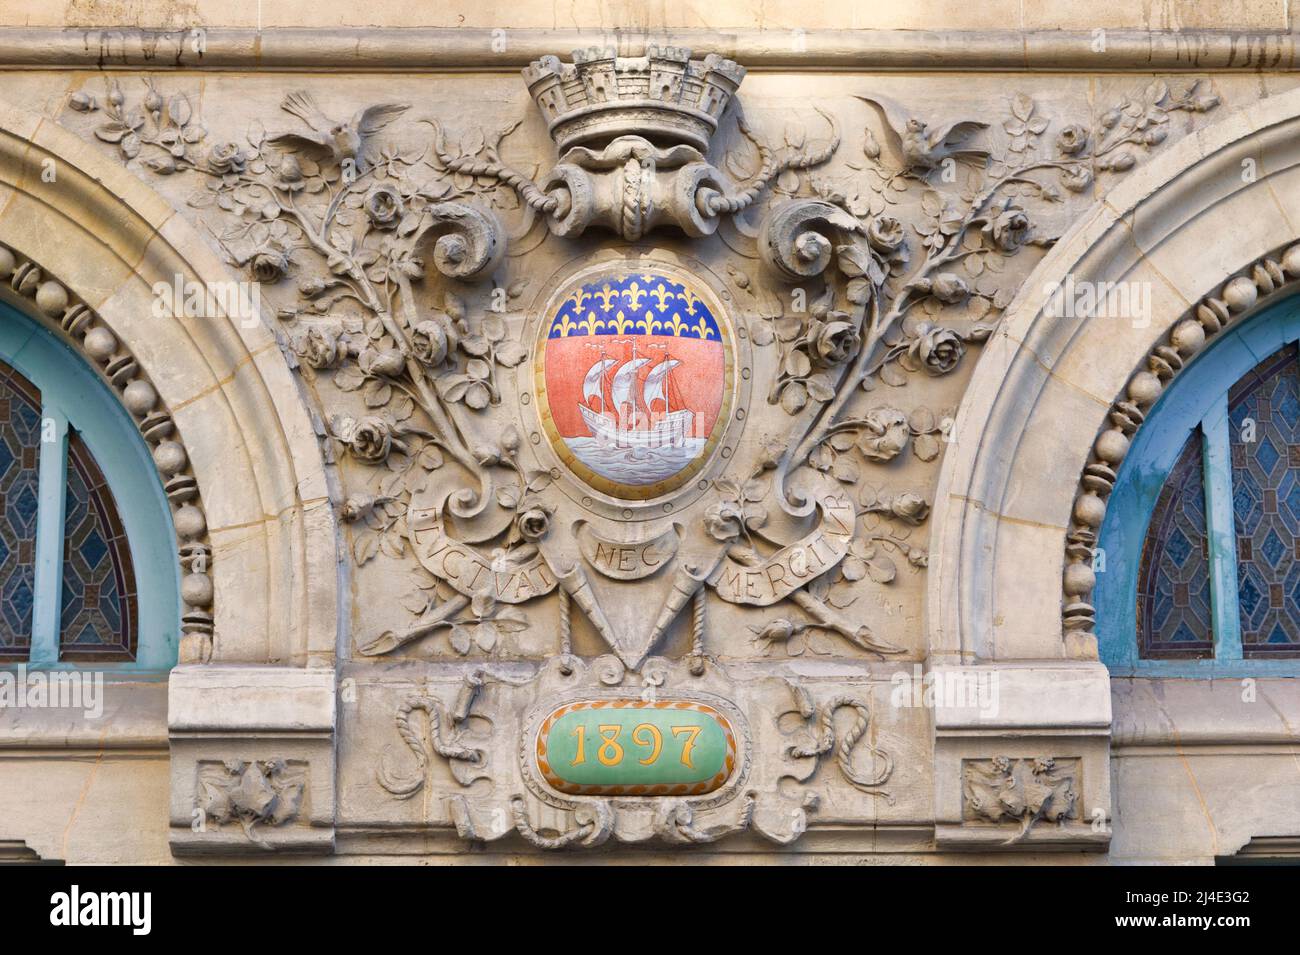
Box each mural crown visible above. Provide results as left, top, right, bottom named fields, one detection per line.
left=522, top=46, right=746, bottom=153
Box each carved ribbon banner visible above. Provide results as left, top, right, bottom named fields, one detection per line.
left=409, top=505, right=558, bottom=604
left=710, top=497, right=856, bottom=606
left=577, top=522, right=680, bottom=580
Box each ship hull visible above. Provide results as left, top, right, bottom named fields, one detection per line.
left=580, top=404, right=694, bottom=449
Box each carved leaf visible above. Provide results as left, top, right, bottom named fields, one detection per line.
left=495, top=341, right=527, bottom=367
left=449, top=624, right=472, bottom=655
left=364, top=379, right=392, bottom=407
left=333, top=365, right=366, bottom=392
left=866, top=555, right=897, bottom=583
left=353, top=530, right=380, bottom=566
left=913, top=433, right=941, bottom=462
left=780, top=381, right=808, bottom=415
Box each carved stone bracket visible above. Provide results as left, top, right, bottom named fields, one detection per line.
left=931, top=664, right=1111, bottom=851
left=169, top=666, right=336, bottom=855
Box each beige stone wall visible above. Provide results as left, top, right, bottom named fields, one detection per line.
left=0, top=3, right=1296, bottom=865
left=0, top=0, right=1293, bottom=32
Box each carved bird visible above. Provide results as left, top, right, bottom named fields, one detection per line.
left=855, top=94, right=990, bottom=175
left=267, top=90, right=410, bottom=171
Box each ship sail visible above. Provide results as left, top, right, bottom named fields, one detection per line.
left=582, top=359, right=618, bottom=407
left=609, top=358, right=650, bottom=413
left=642, top=359, right=681, bottom=410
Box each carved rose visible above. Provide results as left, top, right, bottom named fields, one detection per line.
left=704, top=500, right=744, bottom=542
left=814, top=318, right=860, bottom=365
left=347, top=416, right=393, bottom=463
left=930, top=272, right=969, bottom=305
left=411, top=316, right=457, bottom=366
left=250, top=246, right=289, bottom=283
left=1061, top=166, right=1093, bottom=193
left=858, top=407, right=909, bottom=462
left=516, top=504, right=552, bottom=543
left=907, top=324, right=964, bottom=376
left=208, top=141, right=247, bottom=174
left=365, top=184, right=404, bottom=229
left=302, top=325, right=343, bottom=369
left=867, top=215, right=905, bottom=253
left=69, top=91, right=97, bottom=112
left=890, top=492, right=931, bottom=525
left=983, top=204, right=1030, bottom=252
left=1055, top=124, right=1089, bottom=156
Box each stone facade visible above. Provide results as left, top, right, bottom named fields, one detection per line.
left=0, top=2, right=1298, bottom=864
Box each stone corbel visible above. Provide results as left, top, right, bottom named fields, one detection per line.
left=931, top=662, right=1112, bottom=851
left=168, top=666, right=337, bottom=855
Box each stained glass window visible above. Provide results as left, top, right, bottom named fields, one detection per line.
left=1229, top=345, right=1300, bottom=655
left=0, top=358, right=138, bottom=663
left=1137, top=428, right=1214, bottom=658
left=0, top=358, right=41, bottom=657
left=1131, top=339, right=1300, bottom=663
left=59, top=429, right=137, bottom=660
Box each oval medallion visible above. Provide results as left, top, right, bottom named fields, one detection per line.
left=535, top=699, right=737, bottom=796
left=535, top=265, right=733, bottom=499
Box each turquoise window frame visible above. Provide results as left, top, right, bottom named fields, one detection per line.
left=0, top=301, right=179, bottom=673
left=1097, top=296, right=1300, bottom=677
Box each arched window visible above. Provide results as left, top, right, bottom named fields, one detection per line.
left=1097, top=299, right=1300, bottom=675
left=0, top=301, right=178, bottom=670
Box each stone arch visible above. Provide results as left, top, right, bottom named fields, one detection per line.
left=927, top=87, right=1300, bottom=666
left=0, top=103, right=340, bottom=667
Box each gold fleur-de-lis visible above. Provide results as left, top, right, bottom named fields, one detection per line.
left=610, top=309, right=635, bottom=335
left=596, top=284, right=619, bottom=312
left=624, top=282, right=647, bottom=310
left=578, top=310, right=606, bottom=335
left=568, top=287, right=592, bottom=312
left=664, top=312, right=689, bottom=337
left=555, top=312, right=579, bottom=337
left=692, top=316, right=714, bottom=339
left=635, top=310, right=663, bottom=335
left=650, top=283, right=673, bottom=311
left=677, top=288, right=702, bottom=315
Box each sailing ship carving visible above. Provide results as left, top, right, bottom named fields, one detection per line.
left=579, top=341, right=692, bottom=449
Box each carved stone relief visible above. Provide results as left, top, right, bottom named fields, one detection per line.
left=59, top=51, right=1223, bottom=853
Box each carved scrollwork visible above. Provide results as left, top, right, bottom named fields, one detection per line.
left=781, top=682, right=894, bottom=802
left=417, top=202, right=505, bottom=280
left=377, top=670, right=491, bottom=795
left=758, top=199, right=863, bottom=282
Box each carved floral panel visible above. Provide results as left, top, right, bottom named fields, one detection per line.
left=56, top=54, right=1223, bottom=848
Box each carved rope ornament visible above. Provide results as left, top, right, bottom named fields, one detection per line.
left=0, top=243, right=214, bottom=661
left=1061, top=244, right=1300, bottom=645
